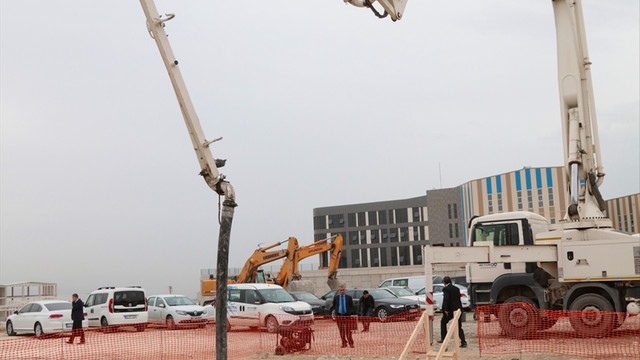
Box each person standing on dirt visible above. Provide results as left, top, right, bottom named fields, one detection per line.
left=67, top=293, right=85, bottom=344
left=358, top=290, right=375, bottom=332
left=332, top=285, right=355, bottom=348
left=439, top=276, right=467, bottom=348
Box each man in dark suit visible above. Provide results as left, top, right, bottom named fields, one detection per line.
left=332, top=285, right=355, bottom=348
left=439, top=276, right=467, bottom=348
left=67, top=293, right=85, bottom=344
left=358, top=290, right=375, bottom=332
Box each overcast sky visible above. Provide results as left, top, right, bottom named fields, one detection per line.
left=1, top=1, right=638, bottom=300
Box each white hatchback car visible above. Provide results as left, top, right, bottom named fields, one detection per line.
left=84, top=286, right=148, bottom=331
left=147, top=294, right=214, bottom=328
left=6, top=300, right=88, bottom=338
left=226, top=284, right=313, bottom=333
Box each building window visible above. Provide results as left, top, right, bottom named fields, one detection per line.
left=413, top=207, right=421, bottom=222
left=349, top=231, right=358, bottom=245
left=379, top=210, right=387, bottom=225
left=488, top=194, right=494, bottom=213
left=449, top=223, right=453, bottom=238
left=328, top=214, right=344, bottom=229
left=360, top=248, right=368, bottom=267
left=395, top=209, right=408, bottom=224
left=527, top=190, right=533, bottom=209
left=381, top=229, right=389, bottom=243
left=550, top=218, right=556, bottom=224
left=339, top=253, right=347, bottom=268
left=314, top=216, right=326, bottom=230
left=351, top=249, right=360, bottom=268
left=455, top=223, right=459, bottom=238
left=400, top=227, right=408, bottom=242
left=413, top=227, right=419, bottom=240
left=412, top=245, right=422, bottom=265
left=368, top=211, right=377, bottom=226
left=370, top=229, right=379, bottom=244
left=391, top=247, right=398, bottom=266
left=497, top=193, right=503, bottom=212
left=517, top=191, right=523, bottom=210
left=453, top=203, right=458, bottom=219
left=448, top=204, right=452, bottom=219
left=388, top=210, right=394, bottom=224
left=624, top=215, right=628, bottom=232
left=347, top=213, right=356, bottom=227
left=380, top=248, right=388, bottom=267
left=399, top=246, right=410, bottom=265
left=538, top=189, right=544, bottom=208
left=360, top=230, right=367, bottom=245
left=548, top=188, right=554, bottom=206
left=370, top=248, right=379, bottom=267
left=358, top=212, right=365, bottom=227
left=389, top=228, right=398, bottom=242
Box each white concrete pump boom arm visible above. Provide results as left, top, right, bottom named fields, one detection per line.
left=139, top=0, right=234, bottom=202
left=347, top=0, right=608, bottom=225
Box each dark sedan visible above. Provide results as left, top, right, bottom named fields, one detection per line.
left=319, top=288, right=421, bottom=321
left=288, top=291, right=326, bottom=316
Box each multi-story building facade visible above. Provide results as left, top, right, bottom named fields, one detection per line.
left=313, top=196, right=429, bottom=269
left=606, top=193, right=639, bottom=234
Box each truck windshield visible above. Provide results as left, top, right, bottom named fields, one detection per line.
left=472, top=223, right=519, bottom=246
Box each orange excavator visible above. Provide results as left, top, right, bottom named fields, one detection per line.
left=275, top=234, right=344, bottom=292
left=199, top=238, right=299, bottom=305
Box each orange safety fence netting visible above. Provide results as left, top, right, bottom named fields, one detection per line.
left=476, top=304, right=640, bottom=359
left=1, top=312, right=433, bottom=360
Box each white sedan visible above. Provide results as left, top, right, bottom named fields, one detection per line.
left=147, top=295, right=214, bottom=329
left=6, top=300, right=87, bottom=338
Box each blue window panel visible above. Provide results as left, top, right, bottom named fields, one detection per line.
left=546, top=168, right=553, bottom=187
left=496, top=175, right=502, bottom=193
left=535, top=168, right=542, bottom=189
left=486, top=177, right=493, bottom=194
left=525, top=168, right=532, bottom=190
left=515, top=171, right=522, bottom=191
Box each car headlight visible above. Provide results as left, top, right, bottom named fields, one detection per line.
left=279, top=306, right=295, bottom=314
left=390, top=304, right=405, bottom=309
left=176, top=310, right=187, bottom=315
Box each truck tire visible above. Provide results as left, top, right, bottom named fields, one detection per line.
left=498, top=296, right=538, bottom=338
left=568, top=294, right=615, bottom=337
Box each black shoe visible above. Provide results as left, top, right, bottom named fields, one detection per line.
left=341, top=344, right=347, bottom=348
left=66, top=341, right=74, bottom=344
left=437, top=339, right=444, bottom=343
left=460, top=342, right=468, bottom=348
left=349, top=344, right=354, bottom=348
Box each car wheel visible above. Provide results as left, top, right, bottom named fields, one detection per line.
left=266, top=315, right=279, bottom=333
left=375, top=307, right=389, bottom=322
left=568, top=293, right=615, bottom=337
left=34, top=322, right=44, bottom=338
left=166, top=315, right=176, bottom=330
left=101, top=316, right=111, bottom=333
left=6, top=321, right=15, bottom=336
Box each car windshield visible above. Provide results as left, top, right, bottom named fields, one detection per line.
left=258, top=288, right=295, bottom=303
left=293, top=292, right=318, bottom=301
left=45, top=302, right=71, bottom=311
left=391, top=288, right=415, bottom=297
left=164, top=296, right=196, bottom=306
left=368, top=289, right=396, bottom=299
left=417, top=288, right=425, bottom=295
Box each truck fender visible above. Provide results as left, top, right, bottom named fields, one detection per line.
left=490, top=273, right=548, bottom=310
left=563, top=283, right=622, bottom=312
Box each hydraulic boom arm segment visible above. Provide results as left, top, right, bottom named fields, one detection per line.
left=236, top=238, right=299, bottom=284
left=552, top=0, right=607, bottom=224
left=343, top=0, right=408, bottom=21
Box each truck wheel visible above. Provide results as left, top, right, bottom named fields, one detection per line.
left=498, top=296, right=538, bottom=338
left=569, top=294, right=615, bottom=337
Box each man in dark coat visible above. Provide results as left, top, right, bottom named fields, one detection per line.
left=358, top=290, right=375, bottom=332
left=67, top=293, right=85, bottom=344
left=332, top=285, right=355, bottom=348
left=439, top=276, right=467, bottom=347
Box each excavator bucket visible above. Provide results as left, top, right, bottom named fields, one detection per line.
left=288, top=280, right=316, bottom=294
left=327, top=278, right=345, bottom=291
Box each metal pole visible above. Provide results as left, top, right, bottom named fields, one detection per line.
left=215, top=200, right=236, bottom=360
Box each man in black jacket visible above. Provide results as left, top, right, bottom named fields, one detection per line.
left=439, top=276, right=467, bottom=348
left=358, top=290, right=375, bottom=332
left=67, top=294, right=85, bottom=344
left=332, top=285, right=355, bottom=348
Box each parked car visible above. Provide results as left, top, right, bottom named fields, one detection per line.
left=319, top=288, right=421, bottom=321
left=288, top=291, right=326, bottom=316
left=385, top=286, right=426, bottom=311
left=378, top=275, right=443, bottom=293
left=226, top=284, right=313, bottom=333
left=416, top=284, right=470, bottom=311
left=147, top=294, right=214, bottom=329
left=84, top=286, right=148, bottom=331
left=5, top=300, right=88, bottom=338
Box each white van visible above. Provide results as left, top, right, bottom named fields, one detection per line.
left=378, top=275, right=443, bottom=293
left=84, top=286, right=148, bottom=331
left=226, top=283, right=313, bottom=333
